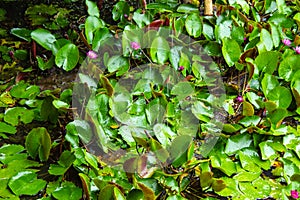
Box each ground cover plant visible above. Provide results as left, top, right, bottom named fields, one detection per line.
left=0, top=0, right=300, bottom=199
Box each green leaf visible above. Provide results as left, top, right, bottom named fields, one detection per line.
left=150, top=36, right=170, bottom=64
left=200, top=171, right=213, bottom=188
left=52, top=181, right=82, bottom=200
left=261, top=74, right=279, bottom=97
left=31, top=28, right=57, bottom=52
left=169, top=135, right=192, bottom=167
left=11, top=28, right=32, bottom=42
left=92, top=28, right=112, bottom=51
left=242, top=101, right=254, bottom=116
left=127, top=189, right=144, bottom=200
left=52, top=100, right=70, bottom=109
left=212, top=179, right=226, bottom=192
left=254, top=51, right=280, bottom=74
left=259, top=141, right=277, bottom=160
left=8, top=171, right=46, bottom=196
left=222, top=123, right=242, bottom=133
left=4, top=107, right=34, bottom=126
left=85, top=16, right=104, bottom=44
left=225, top=133, right=252, bottom=155
left=112, top=1, right=130, bottom=21
left=55, top=43, right=79, bottom=71
left=10, top=81, right=40, bottom=99
left=177, top=4, right=199, bottom=13
left=270, top=22, right=280, bottom=48
left=153, top=123, right=176, bottom=147
left=267, top=86, right=292, bottom=109
left=107, top=55, right=129, bottom=76
left=86, top=0, right=99, bottom=17
left=133, top=9, right=152, bottom=28
left=260, top=29, right=273, bottom=50
left=185, top=13, right=202, bottom=37
left=192, top=101, right=213, bottom=122
left=171, top=82, right=194, bottom=100
left=222, top=37, right=241, bottom=67
left=25, top=127, right=51, bottom=161
left=279, top=55, right=300, bottom=81
left=37, top=55, right=55, bottom=70
left=0, top=122, right=17, bottom=134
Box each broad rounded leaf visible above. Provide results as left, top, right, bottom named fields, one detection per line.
left=267, top=86, right=292, bottom=109
left=279, top=55, right=300, bottom=81
left=107, top=55, right=129, bottom=76
left=185, top=13, right=202, bottom=37
left=55, top=43, right=79, bottom=71
left=52, top=181, right=82, bottom=200
left=4, top=107, right=34, bottom=126
left=86, top=0, right=99, bottom=17
left=25, top=127, right=51, bottom=161
left=222, top=37, right=241, bottom=67
left=0, top=122, right=17, bottom=134
left=150, top=36, right=170, bottom=64
left=31, top=28, right=57, bottom=52
left=8, top=171, right=46, bottom=196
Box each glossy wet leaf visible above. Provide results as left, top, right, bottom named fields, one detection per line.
left=8, top=171, right=46, bottom=196
left=279, top=55, right=300, bottom=81
left=267, top=86, right=292, bottom=109
left=258, top=29, right=273, bottom=52
left=11, top=28, right=32, bottom=42
left=107, top=55, right=129, bottom=76
left=150, top=36, right=170, bottom=64
left=4, top=107, right=34, bottom=126
left=85, top=16, right=105, bottom=44
left=55, top=43, right=79, bottom=71
left=225, top=133, right=252, bottom=155
left=10, top=81, right=40, bottom=99
left=25, top=127, right=51, bottom=161
left=86, top=0, right=99, bottom=17
left=53, top=100, right=70, bottom=109
left=52, top=181, right=82, bottom=200
left=31, top=28, right=57, bottom=52
left=222, top=37, right=241, bottom=67
left=185, top=13, right=202, bottom=37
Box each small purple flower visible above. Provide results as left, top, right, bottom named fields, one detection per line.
left=130, top=41, right=141, bottom=50
left=291, top=190, right=299, bottom=199
left=294, top=46, right=300, bottom=54
left=178, top=66, right=184, bottom=71
left=282, top=39, right=292, bottom=46
left=243, top=37, right=247, bottom=41
left=87, top=50, right=98, bottom=59
left=236, top=95, right=243, bottom=103
left=124, top=14, right=128, bottom=18
left=8, top=50, right=14, bottom=58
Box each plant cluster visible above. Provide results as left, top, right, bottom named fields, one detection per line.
left=0, top=0, right=300, bottom=199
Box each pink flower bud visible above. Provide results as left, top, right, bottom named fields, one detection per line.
left=294, top=46, right=300, bottom=54
left=282, top=39, right=292, bottom=46
left=291, top=190, right=299, bottom=199
left=87, top=50, right=98, bottom=59
left=178, top=66, right=184, bottom=71
left=236, top=95, right=243, bottom=103
left=130, top=42, right=141, bottom=50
